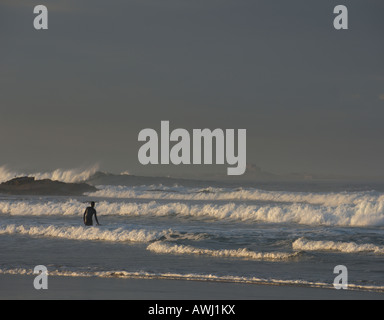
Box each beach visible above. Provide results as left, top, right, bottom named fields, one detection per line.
left=1, top=274, right=383, bottom=300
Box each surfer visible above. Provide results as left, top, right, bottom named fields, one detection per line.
left=83, top=201, right=100, bottom=226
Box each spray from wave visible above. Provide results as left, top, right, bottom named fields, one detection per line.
left=0, top=165, right=100, bottom=184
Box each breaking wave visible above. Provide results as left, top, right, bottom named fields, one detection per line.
left=0, top=199, right=86, bottom=216
left=293, top=238, right=384, bottom=255
left=0, top=165, right=99, bottom=184
left=1, top=197, right=384, bottom=227
left=147, top=242, right=298, bottom=261
left=0, top=224, right=182, bottom=243
left=88, top=185, right=384, bottom=207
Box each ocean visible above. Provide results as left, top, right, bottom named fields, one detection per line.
left=0, top=172, right=384, bottom=293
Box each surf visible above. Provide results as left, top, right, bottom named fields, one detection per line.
left=147, top=241, right=299, bottom=261
left=1, top=197, right=384, bottom=227
left=293, top=237, right=384, bottom=255
left=1, top=267, right=383, bottom=293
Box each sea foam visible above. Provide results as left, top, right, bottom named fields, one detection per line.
left=87, top=184, right=384, bottom=207
left=1, top=197, right=383, bottom=227
left=147, top=241, right=298, bottom=261
left=0, top=223, right=207, bottom=243
left=292, top=237, right=384, bottom=255
left=1, top=267, right=383, bottom=292
left=0, top=224, right=170, bottom=243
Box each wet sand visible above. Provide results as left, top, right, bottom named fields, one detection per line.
left=0, top=274, right=383, bottom=300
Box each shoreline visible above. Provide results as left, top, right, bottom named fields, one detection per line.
left=0, top=274, right=383, bottom=300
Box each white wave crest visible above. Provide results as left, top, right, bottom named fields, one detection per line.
left=147, top=241, right=298, bottom=261
left=0, top=199, right=85, bottom=216
left=88, top=185, right=384, bottom=207
left=292, top=237, right=384, bottom=254
left=0, top=166, right=19, bottom=183
left=1, top=197, right=384, bottom=227
left=0, top=224, right=169, bottom=243
left=0, top=165, right=99, bottom=183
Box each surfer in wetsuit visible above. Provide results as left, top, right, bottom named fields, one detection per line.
left=83, top=201, right=100, bottom=226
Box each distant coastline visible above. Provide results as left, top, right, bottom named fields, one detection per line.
left=0, top=176, right=97, bottom=196
left=2, top=168, right=384, bottom=196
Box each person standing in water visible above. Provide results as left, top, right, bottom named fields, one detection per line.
left=83, top=201, right=100, bottom=226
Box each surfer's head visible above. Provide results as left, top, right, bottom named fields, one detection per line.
left=91, top=201, right=95, bottom=207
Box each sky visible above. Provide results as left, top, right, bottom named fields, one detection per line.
left=1, top=0, right=384, bottom=178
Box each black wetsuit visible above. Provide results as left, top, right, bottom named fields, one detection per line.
left=83, top=206, right=98, bottom=226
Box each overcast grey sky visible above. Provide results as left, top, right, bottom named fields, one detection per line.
left=1, top=0, right=384, bottom=178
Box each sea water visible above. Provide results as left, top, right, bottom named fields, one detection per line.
left=0, top=180, right=383, bottom=292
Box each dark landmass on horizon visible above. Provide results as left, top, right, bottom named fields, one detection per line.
left=0, top=177, right=97, bottom=196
